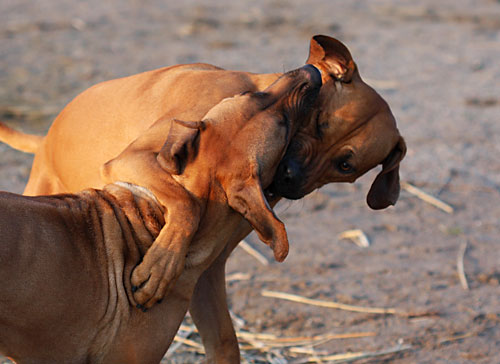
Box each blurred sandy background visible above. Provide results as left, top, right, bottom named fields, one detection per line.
left=1, top=0, right=499, bottom=363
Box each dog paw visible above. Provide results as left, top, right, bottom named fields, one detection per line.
left=131, top=246, right=185, bottom=309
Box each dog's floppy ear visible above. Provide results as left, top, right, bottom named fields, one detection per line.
left=306, top=35, right=356, bottom=82
left=366, top=137, right=407, bottom=210
left=226, top=175, right=289, bottom=262
left=157, top=119, right=205, bottom=175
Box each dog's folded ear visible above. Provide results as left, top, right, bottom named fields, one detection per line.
left=306, top=35, right=356, bottom=83
left=226, top=177, right=289, bottom=262
left=157, top=119, right=205, bottom=175
left=366, top=137, right=407, bottom=210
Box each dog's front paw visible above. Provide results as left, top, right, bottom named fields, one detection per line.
left=131, top=246, right=185, bottom=309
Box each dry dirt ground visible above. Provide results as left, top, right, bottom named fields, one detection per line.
left=1, top=0, right=499, bottom=363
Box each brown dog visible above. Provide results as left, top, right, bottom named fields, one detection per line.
left=0, top=36, right=406, bottom=363
left=102, top=65, right=322, bottom=308
left=0, top=67, right=320, bottom=364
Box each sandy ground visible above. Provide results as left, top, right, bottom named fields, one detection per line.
left=1, top=0, right=499, bottom=363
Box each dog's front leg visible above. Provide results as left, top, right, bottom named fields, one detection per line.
left=102, top=151, right=201, bottom=309
left=189, top=252, right=240, bottom=364
left=131, top=206, right=200, bottom=309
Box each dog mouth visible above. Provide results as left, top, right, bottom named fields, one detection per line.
left=265, top=181, right=306, bottom=201
left=264, top=187, right=280, bottom=204
left=264, top=184, right=307, bottom=202
left=264, top=167, right=306, bottom=203
left=266, top=149, right=309, bottom=201
left=262, top=65, right=321, bottom=203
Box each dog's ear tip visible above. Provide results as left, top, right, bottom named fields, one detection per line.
left=307, top=35, right=355, bottom=82
left=366, top=198, right=395, bottom=210
left=274, top=248, right=289, bottom=262
left=366, top=136, right=406, bottom=210
left=366, top=187, right=400, bottom=210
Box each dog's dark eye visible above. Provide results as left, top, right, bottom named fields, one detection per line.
left=337, top=161, right=353, bottom=173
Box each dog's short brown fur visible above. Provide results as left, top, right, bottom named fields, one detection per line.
left=101, top=65, right=322, bottom=308
left=0, top=36, right=406, bottom=363
left=0, top=67, right=321, bottom=364
left=0, top=184, right=171, bottom=364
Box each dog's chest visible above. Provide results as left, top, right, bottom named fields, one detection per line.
left=185, top=205, right=242, bottom=270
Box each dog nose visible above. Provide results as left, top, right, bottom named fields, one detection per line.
left=300, top=64, right=322, bottom=88
left=268, top=157, right=306, bottom=200
left=279, top=158, right=302, bottom=185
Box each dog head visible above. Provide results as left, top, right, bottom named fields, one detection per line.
left=269, top=35, right=406, bottom=209
left=157, top=66, right=322, bottom=262
left=158, top=65, right=322, bottom=185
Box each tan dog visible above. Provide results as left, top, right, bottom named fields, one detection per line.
left=0, top=67, right=320, bottom=364
left=102, top=65, right=322, bottom=308
left=0, top=36, right=406, bottom=363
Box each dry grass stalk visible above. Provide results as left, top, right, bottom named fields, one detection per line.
left=166, top=325, right=199, bottom=357
left=178, top=323, right=197, bottom=332
left=262, top=290, right=438, bottom=318
left=438, top=330, right=476, bottom=345
left=171, top=320, right=378, bottom=361
left=230, top=310, right=247, bottom=329
left=226, top=272, right=252, bottom=282
left=168, top=294, right=426, bottom=362
left=338, top=229, right=370, bottom=248
left=239, top=239, right=269, bottom=266
left=261, top=290, right=397, bottom=315
left=297, top=343, right=412, bottom=363
left=172, top=336, right=204, bottom=351
left=402, top=182, right=454, bottom=214
left=236, top=331, right=376, bottom=348
left=457, top=240, right=469, bottom=290
left=289, top=347, right=328, bottom=355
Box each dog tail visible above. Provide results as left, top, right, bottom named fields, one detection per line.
left=0, top=122, right=44, bottom=154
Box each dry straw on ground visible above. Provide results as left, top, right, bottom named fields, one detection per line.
left=163, top=287, right=444, bottom=363
left=456, top=239, right=469, bottom=290
left=166, top=318, right=412, bottom=364
left=261, top=290, right=437, bottom=318
left=337, top=229, right=370, bottom=248
left=401, top=182, right=454, bottom=214
left=238, top=239, right=270, bottom=266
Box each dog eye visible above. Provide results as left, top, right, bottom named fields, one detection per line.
left=337, top=161, right=353, bottom=173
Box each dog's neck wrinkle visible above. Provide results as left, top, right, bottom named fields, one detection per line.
left=74, top=184, right=166, bottom=300
left=113, top=181, right=160, bottom=207
left=302, top=106, right=323, bottom=140
left=73, top=185, right=167, bottom=346
left=49, top=189, right=135, bottom=353
left=104, top=183, right=166, bottom=246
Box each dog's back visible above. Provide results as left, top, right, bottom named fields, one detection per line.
left=0, top=186, right=176, bottom=364
left=0, top=191, right=111, bottom=363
